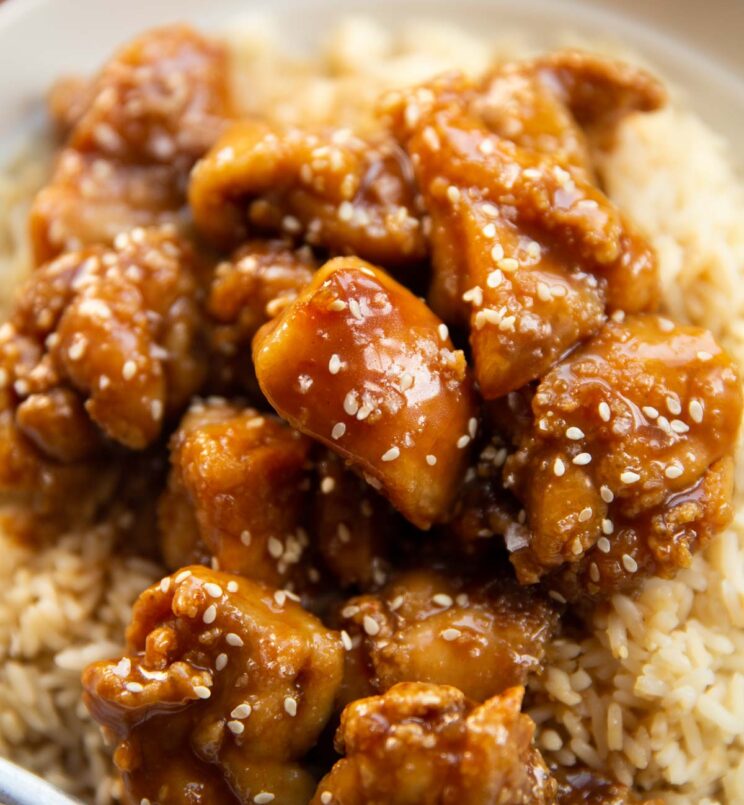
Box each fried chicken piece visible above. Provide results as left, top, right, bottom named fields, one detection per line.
left=502, top=314, right=742, bottom=599
left=189, top=122, right=426, bottom=268
left=207, top=239, right=316, bottom=393
left=253, top=256, right=477, bottom=529
left=337, top=568, right=558, bottom=705
left=2, top=227, right=204, bottom=452
left=477, top=51, right=665, bottom=169
left=311, top=683, right=556, bottom=805
left=31, top=25, right=231, bottom=262
left=382, top=59, right=661, bottom=398
left=159, top=399, right=314, bottom=589
left=313, top=450, right=396, bottom=589
left=83, top=566, right=344, bottom=805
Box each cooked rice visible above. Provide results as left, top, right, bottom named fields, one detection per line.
left=0, top=16, right=742, bottom=804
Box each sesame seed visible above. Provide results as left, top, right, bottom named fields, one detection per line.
left=215, top=653, right=228, bottom=671
left=598, top=402, right=611, bottom=422
left=665, top=464, right=683, bottom=479
left=689, top=400, right=704, bottom=423
left=338, top=201, right=354, bottom=221
left=126, top=682, right=143, bottom=693
left=597, top=537, right=611, bottom=553
left=122, top=360, right=137, bottom=381
left=240, top=530, right=252, bottom=546
left=573, top=452, right=592, bottom=466
left=282, top=215, right=301, bottom=234
left=159, top=577, right=171, bottom=593
left=666, top=396, right=682, bottom=415
left=457, top=435, right=471, bottom=449
left=468, top=417, right=478, bottom=438
left=340, top=630, right=353, bottom=651
left=329, top=298, right=347, bottom=312
left=202, top=605, right=217, bottom=624
left=548, top=590, right=567, bottom=604
left=566, top=426, right=585, bottom=440
left=423, top=126, right=440, bottom=150
left=697, top=351, right=713, bottom=362
left=320, top=477, right=336, bottom=494
left=589, top=563, right=600, bottom=583
left=671, top=419, right=690, bottom=434
left=254, top=795, right=274, bottom=805
left=284, top=697, right=298, bottom=717
left=600, top=485, right=614, bottom=503
left=578, top=507, right=592, bottom=522
left=363, top=615, right=380, bottom=636
left=438, top=323, right=449, bottom=341
left=446, top=185, right=461, bottom=203
left=274, top=591, right=287, bottom=607
left=227, top=581, right=239, bottom=593
left=194, top=685, right=211, bottom=699
left=204, top=583, right=223, bottom=598
left=381, top=446, right=400, bottom=462
left=226, top=633, right=244, bottom=647
left=441, top=628, right=461, bottom=641
left=462, top=286, right=484, bottom=306
left=478, top=138, right=495, bottom=155
left=331, top=422, right=346, bottom=440
left=620, top=470, right=641, bottom=484
left=267, top=537, right=284, bottom=558
left=498, top=257, right=519, bottom=272
left=349, top=299, right=363, bottom=320
left=571, top=539, right=583, bottom=555
left=491, top=243, right=505, bottom=262
left=657, top=415, right=672, bottom=435
left=321, top=793, right=333, bottom=805
left=432, top=593, right=453, bottom=608
left=400, top=373, right=414, bottom=391
left=328, top=354, right=342, bottom=374
left=337, top=523, right=351, bottom=543
left=536, top=282, right=552, bottom=302
left=553, top=458, right=566, bottom=477
left=175, top=569, right=192, bottom=584
left=601, top=519, right=614, bottom=535
left=482, top=222, right=497, bottom=238
left=231, top=703, right=252, bottom=719
left=487, top=269, right=504, bottom=288
left=657, top=317, right=675, bottom=332
left=622, top=554, right=638, bottom=573
left=426, top=454, right=437, bottom=466
left=642, top=406, right=659, bottom=419
left=526, top=241, right=541, bottom=259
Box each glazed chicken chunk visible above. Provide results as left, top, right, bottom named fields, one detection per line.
left=1, top=226, right=204, bottom=453
left=311, top=683, right=556, bottom=804
left=159, top=399, right=315, bottom=590
left=502, top=314, right=742, bottom=599
left=207, top=239, right=316, bottom=393
left=253, top=256, right=477, bottom=528
left=337, top=568, right=558, bottom=705
left=31, top=25, right=231, bottom=262
left=83, top=566, right=344, bottom=805
left=383, top=57, right=661, bottom=398
left=189, top=122, right=426, bottom=267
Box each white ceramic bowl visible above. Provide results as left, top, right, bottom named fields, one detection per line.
left=0, top=0, right=742, bottom=800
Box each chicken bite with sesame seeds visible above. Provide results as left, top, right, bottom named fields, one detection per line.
left=158, top=398, right=315, bottom=589
left=82, top=565, right=344, bottom=805
left=501, top=314, right=742, bottom=599
left=31, top=25, right=232, bottom=263
left=1, top=226, right=204, bottom=453
left=189, top=121, right=426, bottom=268
left=311, top=682, right=557, bottom=805
left=206, top=239, right=316, bottom=394
left=253, top=256, right=477, bottom=529
left=336, top=567, right=558, bottom=706
left=382, top=60, right=660, bottom=398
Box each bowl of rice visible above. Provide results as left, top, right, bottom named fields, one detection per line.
left=1, top=1, right=744, bottom=804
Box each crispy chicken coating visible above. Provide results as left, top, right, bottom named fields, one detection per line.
left=337, top=568, right=558, bottom=705
left=253, top=256, right=477, bottom=529
left=1, top=227, right=204, bottom=452
left=502, top=314, right=742, bottom=599
left=31, top=25, right=231, bottom=262
left=189, top=122, right=426, bottom=267
left=311, top=683, right=556, bottom=805
left=159, top=399, right=314, bottom=589
left=82, top=566, right=344, bottom=805
left=382, top=56, right=661, bottom=398
left=207, top=239, right=316, bottom=393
